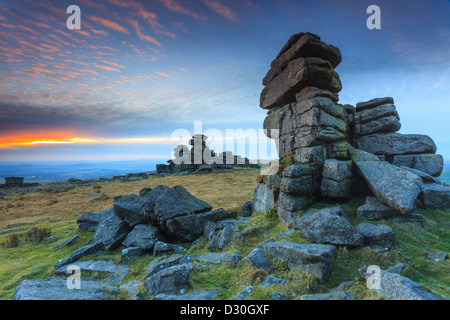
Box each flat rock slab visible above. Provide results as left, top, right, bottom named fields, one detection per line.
left=54, top=242, right=105, bottom=269
left=12, top=277, right=119, bottom=300
left=55, top=260, right=129, bottom=276
left=113, top=194, right=149, bottom=227
left=354, top=160, right=423, bottom=214
left=153, top=290, right=220, bottom=300
left=77, top=208, right=112, bottom=231
left=357, top=196, right=400, bottom=220
left=356, top=133, right=436, bottom=156
left=258, top=240, right=336, bottom=281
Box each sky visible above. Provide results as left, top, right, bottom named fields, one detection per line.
left=0, top=0, right=449, bottom=162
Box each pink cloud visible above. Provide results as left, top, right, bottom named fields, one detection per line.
left=203, top=0, right=239, bottom=22
left=88, top=15, right=130, bottom=34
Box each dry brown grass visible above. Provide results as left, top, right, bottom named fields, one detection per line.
left=0, top=168, right=260, bottom=234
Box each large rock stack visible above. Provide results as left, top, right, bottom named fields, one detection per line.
left=253, top=32, right=449, bottom=223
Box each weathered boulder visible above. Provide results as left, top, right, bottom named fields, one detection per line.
left=155, top=185, right=212, bottom=228
left=144, top=264, right=192, bottom=297
left=359, top=266, right=439, bottom=300
left=93, top=211, right=131, bottom=250
left=121, top=247, right=143, bottom=261
left=252, top=183, right=279, bottom=213
left=354, top=160, right=423, bottom=214
left=241, top=201, right=253, bottom=217
left=122, top=224, right=160, bottom=251
left=356, top=133, right=437, bottom=156
left=356, top=223, right=397, bottom=251
left=140, top=185, right=171, bottom=223
left=77, top=208, right=111, bottom=231
left=165, top=208, right=237, bottom=242
left=12, top=277, right=119, bottom=300
left=418, top=183, right=450, bottom=210
left=258, top=240, right=337, bottom=281
left=357, top=196, right=400, bottom=220
left=412, top=154, right=444, bottom=177
left=244, top=248, right=274, bottom=272
left=294, top=207, right=364, bottom=247
left=54, top=242, right=104, bottom=269
left=153, top=241, right=186, bottom=256
left=113, top=194, right=149, bottom=227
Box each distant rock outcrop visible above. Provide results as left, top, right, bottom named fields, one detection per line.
left=156, top=134, right=259, bottom=174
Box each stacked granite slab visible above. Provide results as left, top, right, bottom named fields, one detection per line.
left=252, top=31, right=449, bottom=223
left=354, top=98, right=443, bottom=177
left=255, top=32, right=354, bottom=221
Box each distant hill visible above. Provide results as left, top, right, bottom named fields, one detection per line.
left=0, top=159, right=164, bottom=182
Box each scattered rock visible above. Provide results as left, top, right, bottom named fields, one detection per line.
left=241, top=201, right=253, bottom=217
left=428, top=252, right=448, bottom=262
left=120, top=280, right=142, bottom=297
left=271, top=292, right=287, bottom=300
left=245, top=248, right=274, bottom=272
left=53, top=234, right=79, bottom=250
left=259, top=275, right=288, bottom=287
left=121, top=247, right=143, bottom=261
left=356, top=223, right=397, bottom=251
left=144, top=264, right=192, bottom=297
left=54, top=242, right=105, bottom=269
left=294, top=207, right=364, bottom=247
left=259, top=240, right=337, bottom=281
left=153, top=241, right=187, bottom=256
left=145, top=254, right=193, bottom=277
left=359, top=266, right=440, bottom=300
left=386, top=263, right=408, bottom=274
left=231, top=286, right=253, bottom=300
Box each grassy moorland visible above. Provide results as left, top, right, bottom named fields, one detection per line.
left=0, top=168, right=448, bottom=300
